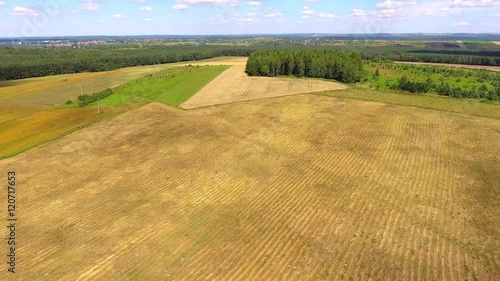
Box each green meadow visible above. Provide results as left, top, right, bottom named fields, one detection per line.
left=76, top=65, right=229, bottom=107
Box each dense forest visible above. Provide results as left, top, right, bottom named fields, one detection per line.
left=0, top=46, right=254, bottom=80
left=245, top=50, right=363, bottom=83
left=1, top=43, right=499, bottom=81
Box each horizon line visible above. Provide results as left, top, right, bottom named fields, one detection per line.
left=2, top=32, right=500, bottom=40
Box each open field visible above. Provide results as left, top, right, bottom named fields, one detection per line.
left=0, top=105, right=137, bottom=159
left=181, top=65, right=347, bottom=109
left=96, top=65, right=230, bottom=107
left=317, top=88, right=500, bottom=119
left=395, top=61, right=500, bottom=72
left=0, top=57, right=246, bottom=108
left=0, top=58, right=240, bottom=158
left=0, top=65, right=171, bottom=108
left=1, top=95, right=499, bottom=280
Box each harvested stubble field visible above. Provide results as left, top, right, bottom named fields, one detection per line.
left=0, top=57, right=247, bottom=109
left=181, top=65, right=346, bottom=109
left=0, top=57, right=245, bottom=158
left=1, top=94, right=499, bottom=280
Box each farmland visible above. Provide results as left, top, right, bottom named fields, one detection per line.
left=0, top=56, right=346, bottom=158
left=1, top=94, right=499, bottom=280
left=1, top=41, right=500, bottom=281
left=93, top=65, right=230, bottom=107
left=0, top=60, right=200, bottom=157
left=0, top=63, right=178, bottom=108
left=1, top=56, right=498, bottom=158
left=0, top=58, right=241, bottom=158
left=0, top=105, right=137, bottom=159
left=316, top=88, right=500, bottom=120
left=181, top=65, right=346, bottom=109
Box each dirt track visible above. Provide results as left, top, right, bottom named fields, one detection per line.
left=181, top=65, right=347, bottom=109
left=1, top=95, right=499, bottom=280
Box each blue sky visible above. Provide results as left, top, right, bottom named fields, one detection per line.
left=1, top=0, right=499, bottom=37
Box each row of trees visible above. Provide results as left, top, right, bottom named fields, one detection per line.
left=245, top=50, right=363, bottom=83
left=436, top=83, right=500, bottom=100
left=373, top=61, right=498, bottom=81
left=1, top=43, right=498, bottom=81
left=0, top=46, right=254, bottom=80
left=390, top=76, right=431, bottom=93
left=390, top=76, right=500, bottom=101
left=363, top=52, right=500, bottom=66
left=76, top=88, right=114, bottom=107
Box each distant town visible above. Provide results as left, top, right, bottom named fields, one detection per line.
left=1, top=33, right=500, bottom=49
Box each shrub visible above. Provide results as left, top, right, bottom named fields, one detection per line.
left=78, top=88, right=114, bottom=107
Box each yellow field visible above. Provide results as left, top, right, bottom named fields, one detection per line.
left=0, top=57, right=245, bottom=158
left=0, top=57, right=246, bottom=108
left=1, top=95, right=499, bottom=280
left=319, top=88, right=500, bottom=120
left=0, top=105, right=137, bottom=158
left=181, top=65, right=346, bottom=109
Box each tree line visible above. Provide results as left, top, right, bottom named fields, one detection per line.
left=74, top=88, right=114, bottom=107
left=245, top=50, right=363, bottom=83
left=0, top=46, right=254, bottom=81
left=1, top=44, right=499, bottom=81
left=390, top=76, right=500, bottom=101
left=363, top=52, right=500, bottom=66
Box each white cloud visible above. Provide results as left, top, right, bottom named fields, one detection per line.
left=489, top=12, right=500, bottom=16
left=144, top=18, right=151, bottom=22
left=12, top=6, right=38, bottom=16
left=79, top=0, right=101, bottom=11
left=264, top=11, right=282, bottom=17
left=319, top=12, right=337, bottom=19
left=112, top=14, right=125, bottom=19
left=0, top=2, right=5, bottom=7
left=248, top=1, right=260, bottom=6
left=139, top=6, right=153, bottom=12
left=376, top=0, right=403, bottom=9
left=175, top=0, right=239, bottom=8
left=453, top=21, right=470, bottom=26
left=303, top=6, right=316, bottom=15
left=354, top=0, right=500, bottom=20
left=453, top=0, right=500, bottom=8
left=172, top=4, right=189, bottom=10
left=350, top=8, right=366, bottom=17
